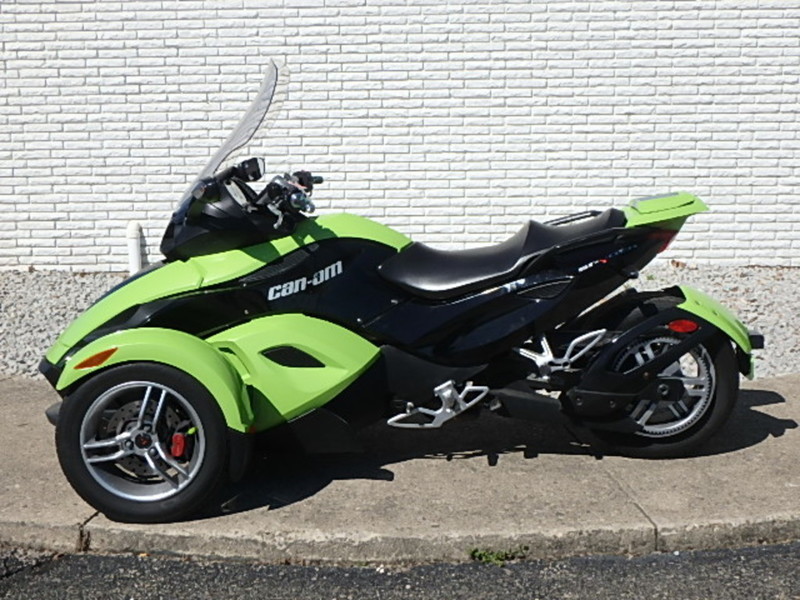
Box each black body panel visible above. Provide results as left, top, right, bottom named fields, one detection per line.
left=378, top=208, right=626, bottom=300
left=39, top=357, right=62, bottom=388
left=365, top=225, right=662, bottom=365
left=85, top=239, right=404, bottom=344
left=160, top=180, right=304, bottom=261
left=380, top=345, right=485, bottom=402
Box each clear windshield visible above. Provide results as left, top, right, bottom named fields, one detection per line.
left=196, top=59, right=279, bottom=181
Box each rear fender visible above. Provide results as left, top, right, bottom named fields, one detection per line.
left=676, top=285, right=759, bottom=379
left=676, top=285, right=751, bottom=354
left=573, top=286, right=754, bottom=360
left=55, top=328, right=253, bottom=432
left=568, top=286, right=753, bottom=417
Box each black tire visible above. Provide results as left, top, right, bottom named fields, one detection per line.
left=589, top=300, right=739, bottom=459
left=56, top=363, right=229, bottom=523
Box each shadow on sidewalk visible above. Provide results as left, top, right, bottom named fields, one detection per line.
left=212, top=412, right=588, bottom=517
left=207, top=386, right=796, bottom=518
left=693, top=387, right=798, bottom=457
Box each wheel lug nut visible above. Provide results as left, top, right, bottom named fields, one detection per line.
left=148, top=448, right=157, bottom=456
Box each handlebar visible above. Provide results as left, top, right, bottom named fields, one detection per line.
left=203, top=159, right=324, bottom=223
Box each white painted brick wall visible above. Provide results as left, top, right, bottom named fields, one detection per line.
left=1, top=0, right=798, bottom=271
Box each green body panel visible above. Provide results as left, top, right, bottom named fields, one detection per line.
left=308, top=213, right=412, bottom=252
left=207, top=314, right=380, bottom=431
left=54, top=328, right=253, bottom=432
left=45, top=262, right=204, bottom=364
left=677, top=285, right=754, bottom=378
left=44, top=213, right=410, bottom=365
left=623, top=192, right=709, bottom=229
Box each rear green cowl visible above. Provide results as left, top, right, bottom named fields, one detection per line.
left=623, top=192, right=708, bottom=229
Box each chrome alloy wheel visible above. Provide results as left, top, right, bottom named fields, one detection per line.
left=613, top=336, right=716, bottom=438
left=79, top=381, right=206, bottom=502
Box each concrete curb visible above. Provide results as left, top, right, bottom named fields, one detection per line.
left=81, top=521, right=657, bottom=564
left=4, top=513, right=800, bottom=566
left=656, top=515, right=800, bottom=554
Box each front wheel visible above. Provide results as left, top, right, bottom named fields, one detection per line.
left=590, top=332, right=739, bottom=459
left=56, top=363, right=229, bottom=523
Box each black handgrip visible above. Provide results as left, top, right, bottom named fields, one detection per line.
left=312, top=175, right=324, bottom=184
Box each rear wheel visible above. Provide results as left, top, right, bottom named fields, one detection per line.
left=589, top=303, right=739, bottom=458
left=56, top=363, right=229, bottom=522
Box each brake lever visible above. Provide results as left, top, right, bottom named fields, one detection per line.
left=266, top=203, right=285, bottom=229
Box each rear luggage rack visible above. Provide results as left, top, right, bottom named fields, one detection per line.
left=544, top=211, right=601, bottom=227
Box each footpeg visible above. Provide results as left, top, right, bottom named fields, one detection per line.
left=387, top=380, right=489, bottom=429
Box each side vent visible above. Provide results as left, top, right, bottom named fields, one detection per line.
left=262, top=346, right=324, bottom=368
left=239, top=249, right=311, bottom=284
left=520, top=279, right=572, bottom=300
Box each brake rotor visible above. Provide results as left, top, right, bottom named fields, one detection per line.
left=102, top=399, right=185, bottom=478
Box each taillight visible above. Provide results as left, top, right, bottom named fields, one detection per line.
left=649, top=229, right=678, bottom=253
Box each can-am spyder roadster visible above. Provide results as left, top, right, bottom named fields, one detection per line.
left=41, top=62, right=763, bottom=523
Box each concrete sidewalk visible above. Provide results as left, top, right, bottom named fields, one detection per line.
left=0, top=374, right=797, bottom=564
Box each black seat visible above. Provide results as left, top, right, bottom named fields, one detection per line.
left=378, top=208, right=626, bottom=300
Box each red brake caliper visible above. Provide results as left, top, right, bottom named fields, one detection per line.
left=170, top=433, right=186, bottom=458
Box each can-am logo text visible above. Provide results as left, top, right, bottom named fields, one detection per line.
left=267, top=260, right=343, bottom=301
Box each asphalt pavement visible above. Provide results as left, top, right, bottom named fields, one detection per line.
left=2, top=542, right=799, bottom=599
left=0, top=374, right=797, bottom=565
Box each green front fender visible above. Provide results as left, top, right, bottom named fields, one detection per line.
left=55, top=328, right=253, bottom=432
left=677, top=285, right=755, bottom=378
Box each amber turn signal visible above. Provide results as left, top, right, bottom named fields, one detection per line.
left=74, top=348, right=118, bottom=370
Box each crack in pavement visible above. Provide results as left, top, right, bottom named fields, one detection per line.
left=564, top=423, right=660, bottom=552
left=599, top=464, right=660, bottom=552
left=76, top=512, right=99, bottom=553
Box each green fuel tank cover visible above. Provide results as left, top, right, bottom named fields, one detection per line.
left=44, top=213, right=412, bottom=365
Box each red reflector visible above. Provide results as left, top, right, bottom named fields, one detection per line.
left=74, top=347, right=118, bottom=370
left=668, top=319, right=699, bottom=333
left=171, top=433, right=186, bottom=458
left=650, top=229, right=678, bottom=253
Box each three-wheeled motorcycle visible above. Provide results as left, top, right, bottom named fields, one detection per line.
left=40, top=62, right=763, bottom=522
